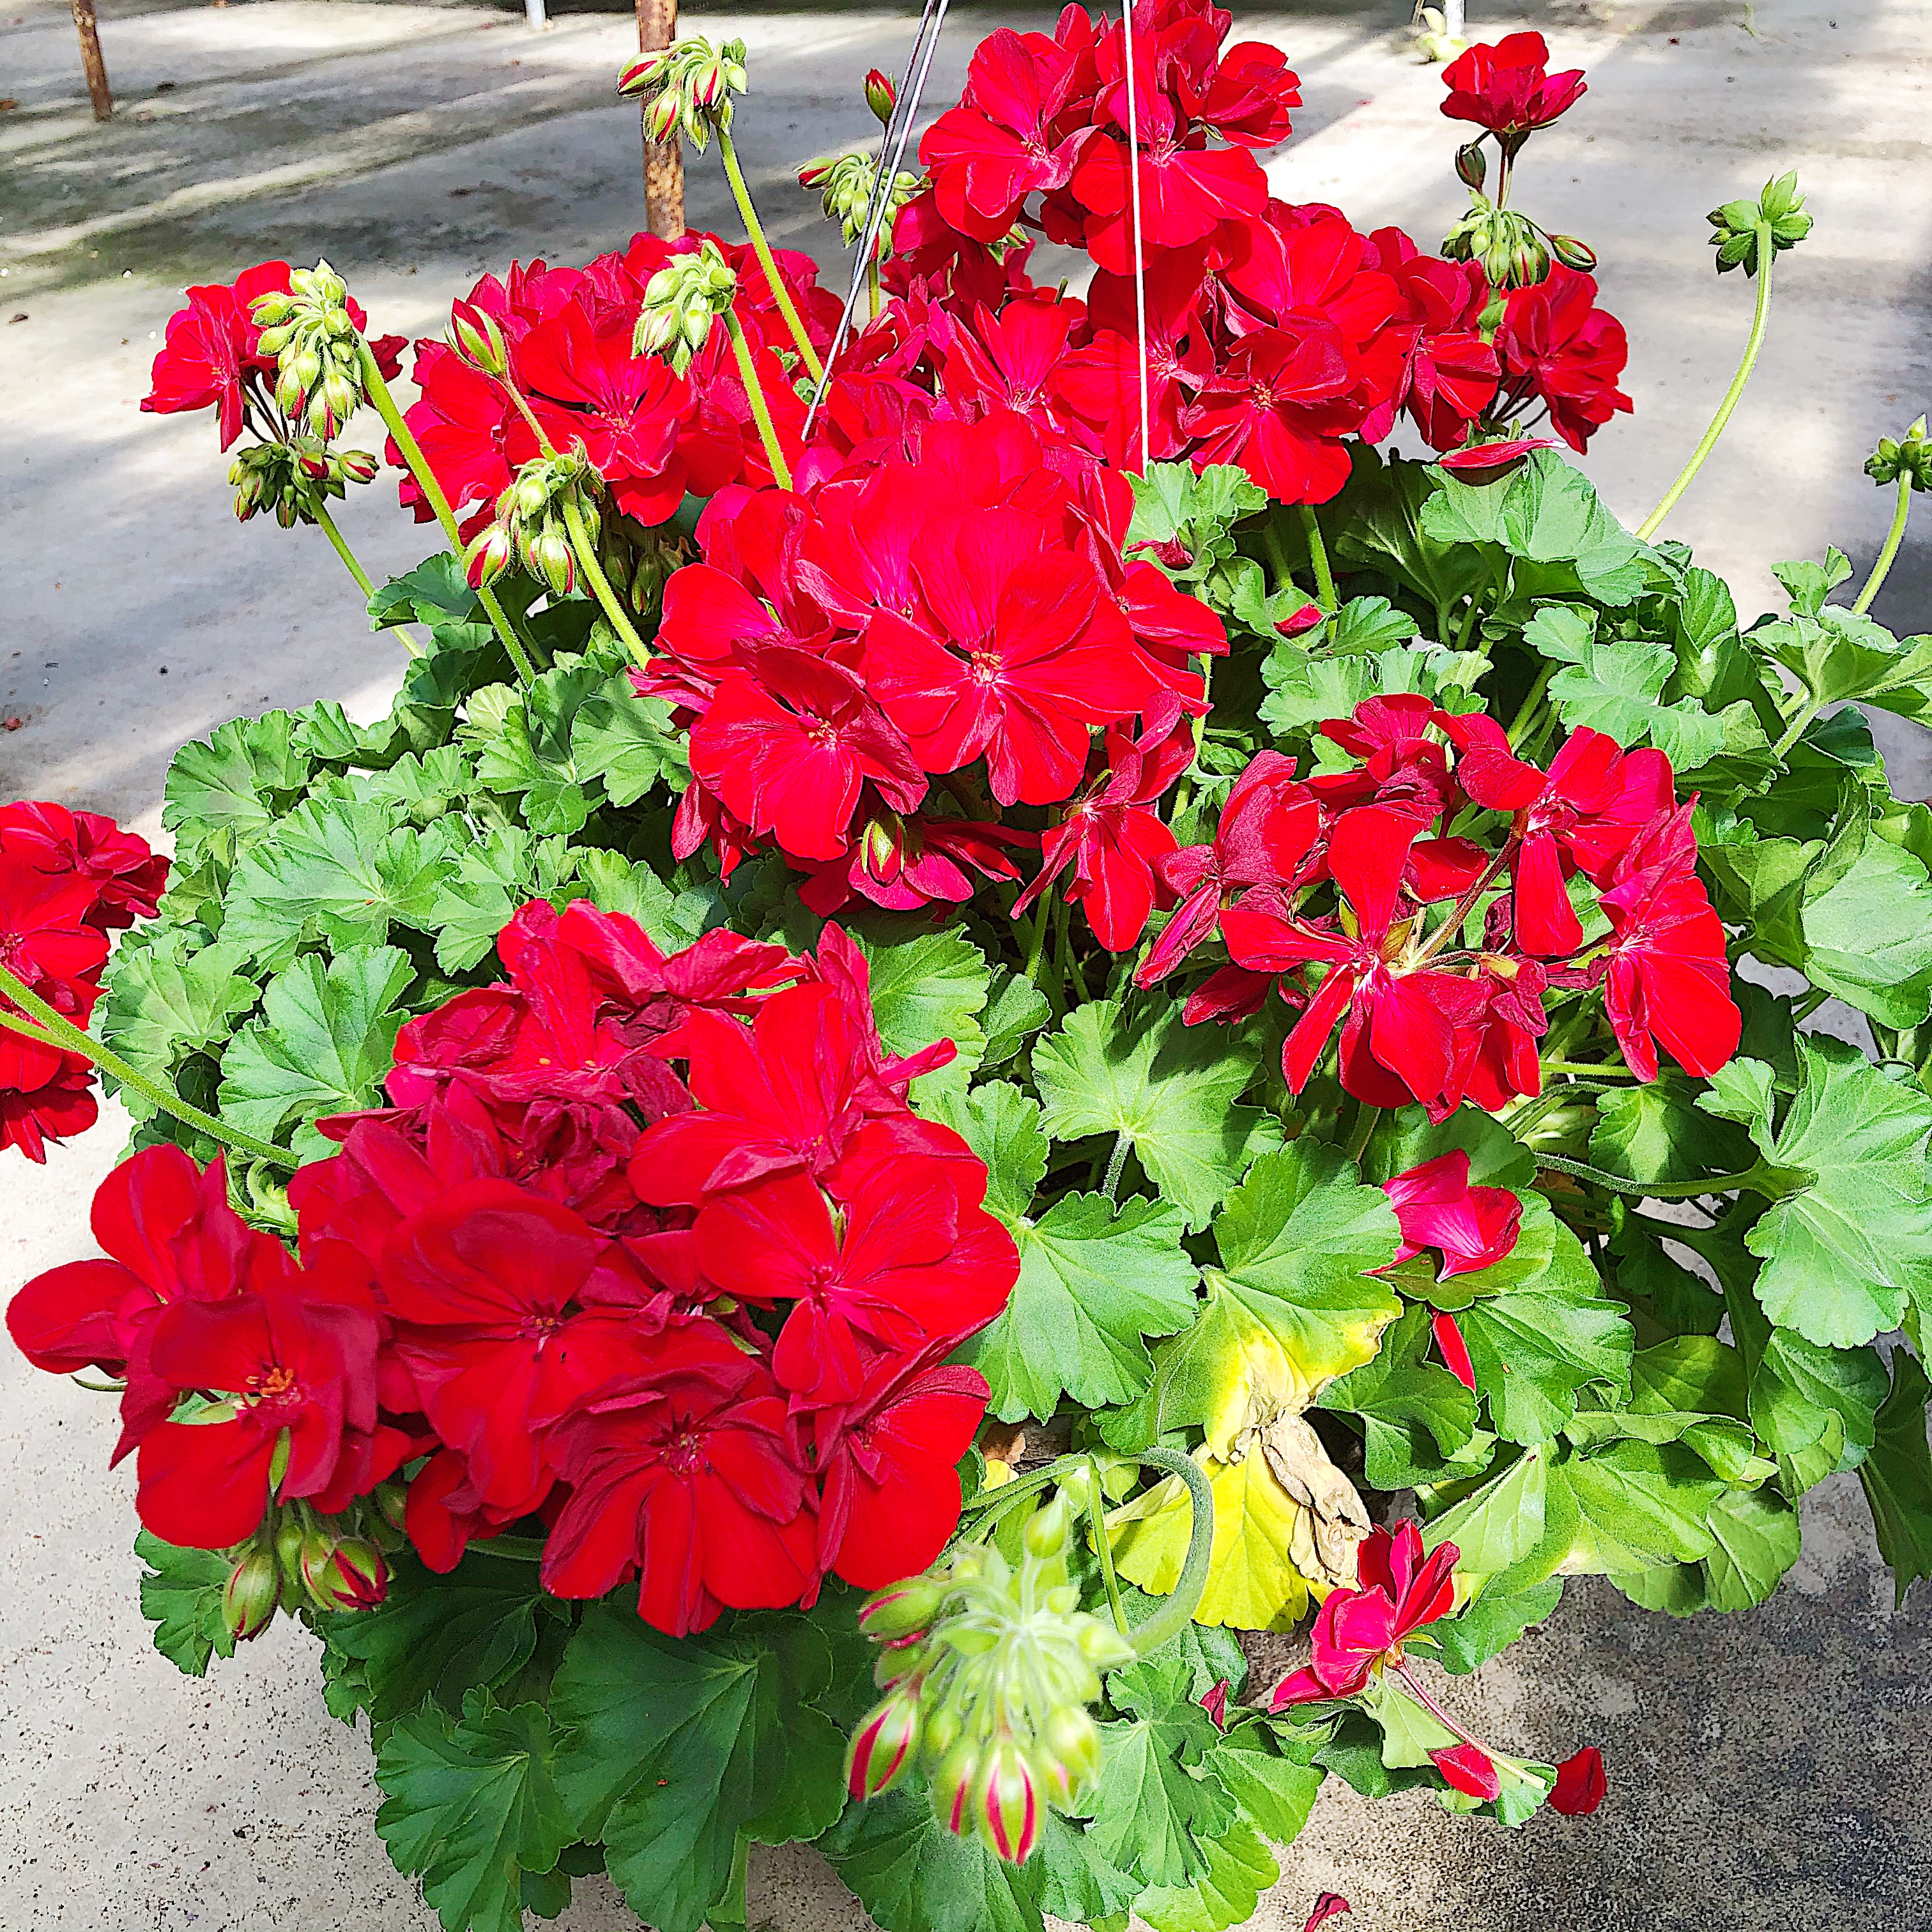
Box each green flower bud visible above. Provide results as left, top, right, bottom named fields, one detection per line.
left=1866, top=417, right=1932, bottom=491
left=1454, top=141, right=1486, bottom=192
left=527, top=524, right=578, bottom=597
left=864, top=67, right=897, bottom=126
left=972, top=1742, right=1040, bottom=1864
left=634, top=241, right=738, bottom=373
left=1708, top=169, right=1812, bottom=276
left=222, top=1545, right=280, bottom=1642
left=1548, top=233, right=1597, bottom=272
left=928, top=1740, right=982, bottom=1836
left=1022, top=1494, right=1071, bottom=1561
left=847, top=1686, right=923, bottom=1799
left=337, top=448, right=380, bottom=486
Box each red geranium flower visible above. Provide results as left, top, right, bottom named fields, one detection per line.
left=1189, top=325, right=1365, bottom=507
left=1597, top=862, right=1741, bottom=1082
left=1494, top=265, right=1632, bottom=454
left=141, top=263, right=295, bottom=450
left=539, top=1320, right=818, bottom=1636
left=1431, top=1742, right=1501, bottom=1800
left=1381, top=1151, right=1522, bottom=1277
left=1439, top=33, right=1587, bottom=143
left=0, top=801, right=168, bottom=930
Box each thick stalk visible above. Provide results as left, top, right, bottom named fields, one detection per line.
left=866, top=256, right=882, bottom=322
left=716, top=129, right=825, bottom=381
left=1770, top=697, right=1821, bottom=762
left=1853, top=473, right=1913, bottom=615
left=560, top=496, right=652, bottom=669
left=1084, top=1455, right=1129, bottom=1637
left=1533, top=1149, right=1770, bottom=1200
left=356, top=341, right=537, bottom=684
left=1298, top=502, right=1337, bottom=607
left=0, top=970, right=297, bottom=1170
left=1506, top=661, right=1557, bottom=748
left=1101, top=1130, right=1131, bottom=1205
left=1635, top=220, right=1775, bottom=542
left=312, top=502, right=422, bottom=657
left=1126, top=1446, right=1216, bottom=1658
left=1542, top=1058, right=1636, bottom=1079
left=724, top=313, right=792, bottom=488
left=1342, top=1096, right=1377, bottom=1165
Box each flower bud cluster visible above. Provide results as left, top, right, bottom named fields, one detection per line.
left=221, top=1485, right=404, bottom=1641
left=1441, top=200, right=1559, bottom=291
left=227, top=439, right=379, bottom=527
left=464, top=448, right=601, bottom=595
left=846, top=1494, right=1135, bottom=1865
left=615, top=36, right=749, bottom=150
left=1708, top=170, right=1811, bottom=276
left=798, top=152, right=924, bottom=257
left=632, top=241, right=739, bottom=373
left=1867, top=417, right=1932, bottom=493
left=250, top=261, right=368, bottom=439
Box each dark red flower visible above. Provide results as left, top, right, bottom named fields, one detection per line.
left=1551, top=1744, right=1608, bottom=1816
left=0, top=802, right=168, bottom=930
left=797, top=809, right=1034, bottom=919
left=1494, top=266, right=1632, bottom=454
left=1439, top=33, right=1587, bottom=142
left=1597, top=862, right=1740, bottom=1082
left=141, top=263, right=293, bottom=450
left=539, top=1320, right=818, bottom=1636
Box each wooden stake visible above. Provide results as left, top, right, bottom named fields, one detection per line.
left=635, top=0, right=683, bottom=237
left=70, top=0, right=111, bottom=121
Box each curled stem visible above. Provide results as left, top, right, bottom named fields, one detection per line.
left=312, top=501, right=422, bottom=658
left=1636, top=220, right=1775, bottom=542
left=1534, top=1149, right=1769, bottom=1200
left=1126, top=1445, right=1215, bottom=1659
left=724, top=312, right=792, bottom=489
left=0, top=967, right=297, bottom=1170
left=559, top=495, right=651, bottom=670
left=356, top=340, right=537, bottom=684
left=1853, top=472, right=1913, bottom=616
left=717, top=129, right=825, bottom=381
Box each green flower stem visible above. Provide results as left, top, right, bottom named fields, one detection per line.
left=717, top=128, right=825, bottom=383
left=356, top=340, right=538, bottom=686
left=1390, top=1662, right=1537, bottom=1786
left=312, top=501, right=422, bottom=658
left=1853, top=471, right=1913, bottom=615
left=1635, top=219, right=1775, bottom=542
left=1298, top=503, right=1337, bottom=608
left=1506, top=661, right=1558, bottom=749
left=1342, top=1096, right=1377, bottom=1165
left=724, top=312, right=792, bottom=489
left=1126, top=1445, right=1215, bottom=1659
left=1770, top=696, right=1822, bottom=762
left=1542, top=1059, right=1637, bottom=1079
left=0, top=969, right=297, bottom=1170
left=867, top=256, right=882, bottom=323
left=1021, top=898, right=1051, bottom=983
left=560, top=495, right=652, bottom=670
left=1533, top=1149, right=1771, bottom=1200
left=1085, top=1455, right=1130, bottom=1637
left=1101, top=1130, right=1131, bottom=1205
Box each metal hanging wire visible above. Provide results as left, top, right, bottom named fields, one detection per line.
left=1119, top=0, right=1153, bottom=471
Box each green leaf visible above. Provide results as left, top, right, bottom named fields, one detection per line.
left=1590, top=1077, right=1752, bottom=1184
left=425, top=827, right=576, bottom=975
left=217, top=944, right=415, bottom=1158
left=374, top=1693, right=572, bottom=1932
left=1112, top=1144, right=1400, bottom=1450
left=571, top=678, right=687, bottom=806
left=1754, top=601, right=1932, bottom=724
left=1131, top=1821, right=1279, bottom=1932
left=162, top=710, right=311, bottom=863
left=1717, top=1037, right=1932, bottom=1346
left=549, top=1606, right=848, bottom=1932
left=101, top=933, right=258, bottom=1090
left=1036, top=1814, right=1140, bottom=1927
left=1204, top=1718, right=1324, bottom=1844
left=1320, top=1301, right=1479, bottom=1483
left=463, top=658, right=611, bottom=836
left=1033, top=999, right=1282, bottom=1229
left=1328, top=449, right=1487, bottom=617
left=1858, top=1351, right=1932, bottom=1606
left=313, top=1551, right=560, bottom=1727
left=369, top=553, right=480, bottom=629
left=818, top=1788, right=1045, bottom=1932
left=1797, top=818, right=1932, bottom=1027
left=1428, top=1576, right=1564, bottom=1673
left=979, top=967, right=1051, bottom=1068
left=572, top=849, right=713, bottom=953
left=135, top=1531, right=236, bottom=1677
left=1259, top=641, right=1488, bottom=743
left=1421, top=1444, right=1549, bottom=1593
left=1322, top=595, right=1420, bottom=656
left=963, top=1192, right=1201, bottom=1422
left=222, top=797, right=459, bottom=970
left=856, top=926, right=990, bottom=1091
left=1528, top=607, right=1675, bottom=746
left=1361, top=1101, right=1537, bottom=1193
left=1084, top=1658, right=1239, bottom=1887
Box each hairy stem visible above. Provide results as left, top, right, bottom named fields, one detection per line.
left=0, top=970, right=298, bottom=1170
left=1298, top=502, right=1337, bottom=607
left=1506, top=661, right=1557, bottom=749
left=1853, top=473, right=1913, bottom=616
left=1771, top=696, right=1821, bottom=762
left=312, top=502, right=422, bottom=658
left=717, top=129, right=825, bottom=381
left=560, top=495, right=651, bottom=669
left=1635, top=220, right=1776, bottom=542
left=1534, top=1150, right=1770, bottom=1200
left=358, top=342, right=537, bottom=684
left=725, top=312, right=792, bottom=488
left=1101, top=1130, right=1131, bottom=1206
left=1084, top=1455, right=1130, bottom=1637
left=1126, top=1446, right=1216, bottom=1659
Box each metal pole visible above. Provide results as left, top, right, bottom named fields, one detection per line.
left=525, top=0, right=546, bottom=28
left=70, top=0, right=111, bottom=121
left=635, top=0, right=684, bottom=237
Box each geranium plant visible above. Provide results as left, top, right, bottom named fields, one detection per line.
left=8, top=10, right=1932, bottom=1931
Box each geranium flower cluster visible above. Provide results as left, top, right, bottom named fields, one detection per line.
left=0, top=802, right=167, bottom=1160
left=399, top=231, right=842, bottom=540
left=645, top=407, right=1226, bottom=929
left=6, top=907, right=1018, bottom=1638
left=873, top=0, right=1629, bottom=482
left=1141, top=695, right=1741, bottom=1114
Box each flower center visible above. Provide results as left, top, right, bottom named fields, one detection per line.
left=246, top=1363, right=298, bottom=1404
left=663, top=1429, right=707, bottom=1472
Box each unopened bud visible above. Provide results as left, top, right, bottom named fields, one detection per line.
left=251, top=290, right=295, bottom=327
left=527, top=524, right=578, bottom=597
left=847, top=1687, right=923, bottom=1798
left=1022, top=1494, right=1071, bottom=1561
left=1075, top=1618, right=1137, bottom=1669
left=328, top=1538, right=390, bottom=1610
left=1866, top=416, right=1932, bottom=492
left=1548, top=233, right=1597, bottom=272
left=616, top=47, right=671, bottom=96
left=448, top=300, right=511, bottom=378
left=974, top=1742, right=1040, bottom=1864
left=222, top=1547, right=280, bottom=1642
left=929, top=1740, right=981, bottom=1837
left=1708, top=169, right=1812, bottom=276
left=337, top=448, right=379, bottom=486
left=864, top=67, right=897, bottom=125
left=1454, top=141, right=1486, bottom=192
left=1039, top=1705, right=1101, bottom=1796
left=464, top=521, right=514, bottom=588
left=858, top=1572, right=946, bottom=1636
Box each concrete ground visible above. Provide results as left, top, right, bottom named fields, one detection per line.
left=2, top=0, right=1929, bottom=1927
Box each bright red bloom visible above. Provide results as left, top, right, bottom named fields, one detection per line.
left=797, top=809, right=1034, bottom=919
left=1313, top=694, right=1456, bottom=827
left=1494, top=266, right=1632, bottom=454
left=1432, top=1311, right=1477, bottom=1391
left=141, top=263, right=295, bottom=450
left=1597, top=863, right=1740, bottom=1082
left=1439, top=33, right=1587, bottom=142
left=1270, top=1521, right=1458, bottom=1706
left=1302, top=1896, right=1352, bottom=1932
left=0, top=802, right=168, bottom=930
left=1221, top=806, right=1485, bottom=1119
left=378, top=1181, right=668, bottom=1517
left=134, top=1278, right=387, bottom=1549
left=539, top=1321, right=818, bottom=1636
left=1431, top=1742, right=1501, bottom=1800
left=1450, top=951, right=1550, bottom=1113
left=1139, top=751, right=1322, bottom=986
left=1190, top=325, right=1365, bottom=507
left=811, top=1347, right=991, bottom=1588
left=1551, top=1744, right=1609, bottom=1816
left=1381, top=1151, right=1522, bottom=1277
left=944, top=294, right=1089, bottom=426
left=1359, top=230, right=1499, bottom=449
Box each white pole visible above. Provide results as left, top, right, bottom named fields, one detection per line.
left=526, top=0, right=547, bottom=30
